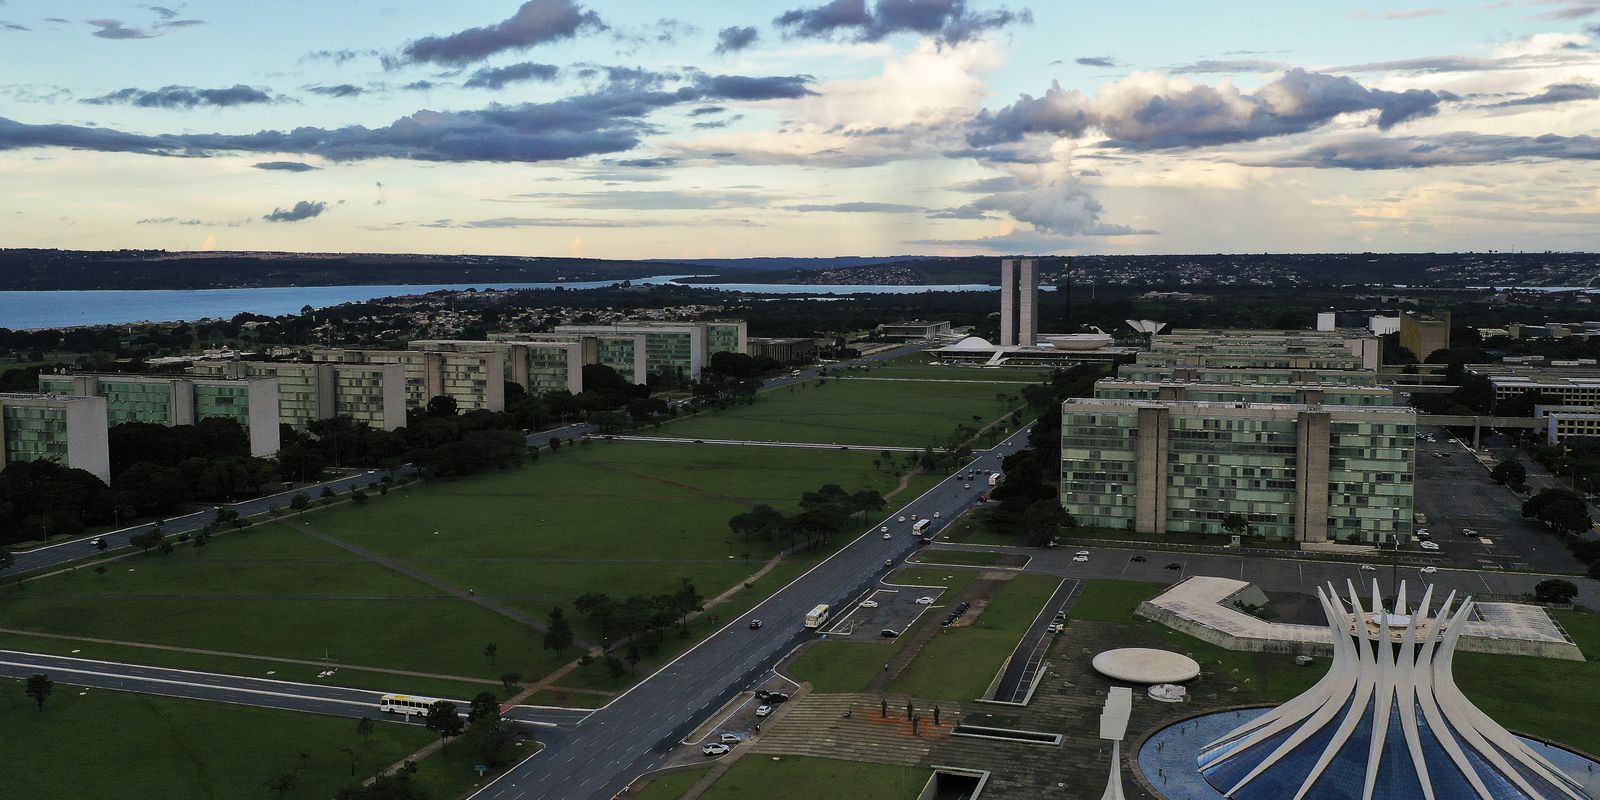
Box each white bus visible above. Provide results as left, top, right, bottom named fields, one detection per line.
left=912, top=519, right=932, bottom=535
left=804, top=604, right=831, bottom=629
left=380, top=693, right=443, bottom=716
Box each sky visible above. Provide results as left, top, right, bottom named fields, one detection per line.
left=1, top=0, right=1598, bottom=260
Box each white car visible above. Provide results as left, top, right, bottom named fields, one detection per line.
left=860, top=599, right=879, bottom=608
left=932, top=512, right=941, bottom=518
left=1462, top=528, right=1477, bottom=535
left=880, top=525, right=889, bottom=532
left=703, top=743, right=731, bottom=756
left=755, top=705, right=772, bottom=717
left=1420, top=566, right=1438, bottom=574
left=898, top=515, right=907, bottom=522
left=964, top=483, right=972, bottom=489
left=883, top=532, right=891, bottom=539
left=719, top=733, right=741, bottom=744
left=1072, top=555, right=1088, bottom=563
left=1416, top=528, right=1429, bottom=536
left=1075, top=550, right=1090, bottom=557
left=915, top=596, right=934, bottom=604
left=1420, top=541, right=1440, bottom=551
left=1360, top=564, right=1377, bottom=571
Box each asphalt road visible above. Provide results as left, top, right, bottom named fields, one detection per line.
left=1413, top=425, right=1586, bottom=573
left=0, top=649, right=588, bottom=728
left=461, top=424, right=1033, bottom=800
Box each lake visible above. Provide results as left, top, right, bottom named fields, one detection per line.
left=0, top=277, right=1008, bottom=330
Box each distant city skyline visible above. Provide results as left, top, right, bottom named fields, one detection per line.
left=1, top=0, right=1598, bottom=258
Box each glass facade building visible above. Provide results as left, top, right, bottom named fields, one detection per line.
left=490, top=321, right=748, bottom=385
left=309, top=349, right=504, bottom=412
left=1061, top=399, right=1415, bottom=543
left=0, top=393, right=111, bottom=482
left=1093, top=379, right=1393, bottom=407
left=188, top=361, right=407, bottom=431
left=37, top=373, right=279, bottom=457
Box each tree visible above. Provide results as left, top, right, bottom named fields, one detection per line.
left=264, top=773, right=297, bottom=798
left=355, top=716, right=375, bottom=739
left=424, top=700, right=464, bottom=740
left=603, top=654, right=627, bottom=683
left=24, top=673, right=52, bottom=711
left=574, top=592, right=618, bottom=639
left=277, top=444, right=326, bottom=483
left=426, top=395, right=459, bottom=418
left=1534, top=578, right=1580, bottom=604
left=1490, top=460, right=1528, bottom=488
left=625, top=644, right=642, bottom=674
left=499, top=672, right=522, bottom=692
left=1524, top=489, right=1593, bottom=535
left=543, top=607, right=575, bottom=657
left=289, top=492, right=311, bottom=513
left=1021, top=499, right=1071, bottom=547
left=1221, top=513, right=1251, bottom=537
left=483, top=642, right=498, bottom=665
left=93, top=565, right=108, bottom=579
left=548, top=436, right=562, bottom=451
left=467, top=692, right=500, bottom=725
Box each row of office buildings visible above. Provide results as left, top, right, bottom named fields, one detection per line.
left=1059, top=328, right=1417, bottom=545
left=3, top=321, right=747, bottom=484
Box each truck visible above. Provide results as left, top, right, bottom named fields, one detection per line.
left=988, top=472, right=1002, bottom=487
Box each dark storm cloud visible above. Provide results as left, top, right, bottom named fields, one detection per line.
left=714, top=25, right=760, bottom=54
left=0, top=70, right=815, bottom=164
left=1073, top=56, right=1115, bottom=67
left=463, top=62, right=561, bottom=89
left=774, top=0, right=1030, bottom=44
left=1262, top=132, right=1600, bottom=169
left=262, top=200, right=328, bottom=222
left=253, top=161, right=319, bottom=172
left=399, top=0, right=605, bottom=66
left=87, top=19, right=153, bottom=39
left=307, top=84, right=364, bottom=98
left=785, top=201, right=923, bottom=212
left=82, top=84, right=275, bottom=109
left=1485, top=81, right=1600, bottom=108
left=968, top=68, right=1448, bottom=150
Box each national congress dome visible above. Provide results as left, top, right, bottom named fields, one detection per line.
left=1197, top=581, right=1592, bottom=800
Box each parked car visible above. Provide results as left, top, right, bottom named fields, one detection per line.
left=749, top=619, right=762, bottom=630
left=1072, top=555, right=1088, bottom=562
left=1360, top=564, right=1377, bottom=571
left=880, top=628, right=900, bottom=638
left=764, top=692, right=790, bottom=703
left=755, top=705, right=773, bottom=717
left=754, top=689, right=771, bottom=700
left=703, top=743, right=731, bottom=756
left=860, top=599, right=879, bottom=608
left=1165, top=562, right=1182, bottom=570
left=720, top=733, right=742, bottom=744
left=1420, top=566, right=1438, bottom=574
left=1050, top=622, right=1065, bottom=633
left=916, top=596, right=935, bottom=604
left=1131, top=555, right=1147, bottom=562
left=1420, top=541, right=1441, bottom=551
left=1075, top=550, right=1090, bottom=556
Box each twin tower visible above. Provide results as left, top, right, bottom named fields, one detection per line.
left=999, top=258, right=1040, bottom=347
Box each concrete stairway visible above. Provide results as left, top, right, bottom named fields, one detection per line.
left=749, top=693, right=962, bottom=767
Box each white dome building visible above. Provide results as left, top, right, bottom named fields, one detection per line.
left=1197, top=581, right=1592, bottom=800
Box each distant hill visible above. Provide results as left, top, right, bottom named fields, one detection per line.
left=656, top=255, right=927, bottom=271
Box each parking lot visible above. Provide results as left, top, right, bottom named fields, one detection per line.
left=821, top=584, right=945, bottom=639
left=1415, top=425, right=1586, bottom=573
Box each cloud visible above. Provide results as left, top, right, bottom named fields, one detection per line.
left=82, top=84, right=275, bottom=109
left=0, top=71, right=817, bottom=164
left=509, top=188, right=774, bottom=209
left=908, top=227, right=1141, bottom=252
left=302, top=49, right=380, bottom=66
left=253, top=161, right=319, bottom=172
left=968, top=68, right=1448, bottom=150
left=463, top=62, right=560, bottom=89
left=689, top=106, right=725, bottom=116
left=611, top=157, right=678, bottom=167
left=136, top=216, right=205, bottom=225
left=1074, top=56, right=1116, bottom=67
left=945, top=175, right=1020, bottom=192
left=1167, top=59, right=1287, bottom=75
left=1528, top=2, right=1600, bottom=21
left=262, top=200, right=328, bottom=223
left=967, top=179, right=1150, bottom=236
left=715, top=25, right=760, bottom=54
left=1260, top=132, right=1600, bottom=169
left=399, top=0, right=606, bottom=66
left=2, top=20, right=30, bottom=31
left=87, top=19, right=154, bottom=39
left=785, top=201, right=923, bottom=212
left=155, top=19, right=203, bottom=28
left=1484, top=81, right=1600, bottom=108
left=774, top=0, right=1031, bottom=44
left=402, top=80, right=438, bottom=91
left=306, top=84, right=364, bottom=98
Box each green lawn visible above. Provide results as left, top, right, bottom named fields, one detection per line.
left=664, top=377, right=1023, bottom=447
left=910, top=549, right=1012, bottom=567
left=1067, top=580, right=1170, bottom=623
left=1456, top=609, right=1600, bottom=756
left=891, top=573, right=1061, bottom=700
left=631, top=768, right=711, bottom=800
left=0, top=679, right=431, bottom=800
left=697, top=755, right=926, bottom=800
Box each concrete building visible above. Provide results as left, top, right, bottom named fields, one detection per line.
left=1116, top=366, right=1380, bottom=386
left=1315, top=310, right=1400, bottom=336
left=38, top=373, right=279, bottom=457
left=1400, top=309, right=1452, bottom=361
left=998, top=258, right=1039, bottom=347
left=748, top=336, right=824, bottom=363
left=1060, top=398, right=1415, bottom=544
left=491, top=320, right=747, bottom=384
left=189, top=361, right=408, bottom=431
left=1151, top=328, right=1381, bottom=371
left=1467, top=364, right=1600, bottom=406
left=0, top=393, right=112, bottom=482
left=408, top=340, right=584, bottom=396
left=875, top=320, right=952, bottom=341
left=1092, top=378, right=1394, bottom=407
left=309, top=349, right=505, bottom=412
left=1534, top=405, right=1600, bottom=444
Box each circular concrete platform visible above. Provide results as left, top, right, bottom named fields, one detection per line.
left=1092, top=648, right=1201, bottom=684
